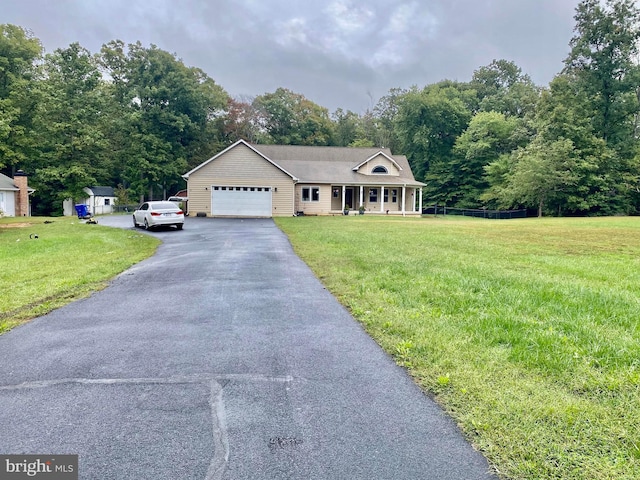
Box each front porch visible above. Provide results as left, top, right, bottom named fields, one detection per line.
left=330, top=185, right=423, bottom=215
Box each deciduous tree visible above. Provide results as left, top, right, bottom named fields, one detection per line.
left=564, top=0, right=640, bottom=149
left=471, top=59, right=539, bottom=118
left=0, top=25, right=42, bottom=171
left=452, top=111, right=519, bottom=206
left=34, top=43, right=109, bottom=213
left=99, top=41, right=228, bottom=201
left=395, top=83, right=473, bottom=203
left=253, top=88, right=334, bottom=145
left=487, top=138, right=579, bottom=217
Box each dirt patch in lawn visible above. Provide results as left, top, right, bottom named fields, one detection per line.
left=0, top=223, right=32, bottom=229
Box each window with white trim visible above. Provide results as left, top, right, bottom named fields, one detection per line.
left=302, top=187, right=320, bottom=202
left=372, top=165, right=388, bottom=174
left=392, top=189, right=398, bottom=203
left=369, top=188, right=378, bottom=202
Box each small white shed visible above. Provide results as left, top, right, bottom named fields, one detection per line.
left=63, top=186, right=117, bottom=216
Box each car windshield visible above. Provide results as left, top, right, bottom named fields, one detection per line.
left=152, top=202, right=181, bottom=210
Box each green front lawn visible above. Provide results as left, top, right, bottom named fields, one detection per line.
left=275, top=215, right=640, bottom=480
left=0, top=216, right=159, bottom=333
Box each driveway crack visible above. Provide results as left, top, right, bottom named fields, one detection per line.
left=0, top=374, right=297, bottom=480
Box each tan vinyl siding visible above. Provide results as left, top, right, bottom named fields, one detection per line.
left=357, top=155, right=400, bottom=176
left=359, top=186, right=398, bottom=212
left=402, top=188, right=414, bottom=212
left=295, top=185, right=332, bottom=215
left=187, top=143, right=294, bottom=216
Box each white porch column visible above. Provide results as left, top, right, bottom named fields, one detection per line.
left=402, top=186, right=406, bottom=215
left=359, top=185, right=364, bottom=209
left=419, top=188, right=423, bottom=213
left=380, top=186, right=385, bottom=213
left=342, top=185, right=346, bottom=211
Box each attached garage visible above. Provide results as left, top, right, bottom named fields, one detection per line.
left=211, top=186, right=272, bottom=217
left=183, top=141, right=297, bottom=218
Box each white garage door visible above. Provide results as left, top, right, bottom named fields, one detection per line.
left=211, top=186, right=272, bottom=217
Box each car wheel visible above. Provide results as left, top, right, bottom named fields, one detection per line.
left=144, top=219, right=150, bottom=230
left=176, top=224, right=183, bottom=230
left=132, top=215, right=138, bottom=228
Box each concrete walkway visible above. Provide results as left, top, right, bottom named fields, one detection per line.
left=0, top=216, right=496, bottom=479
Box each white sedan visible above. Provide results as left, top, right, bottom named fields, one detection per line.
left=133, top=201, right=184, bottom=230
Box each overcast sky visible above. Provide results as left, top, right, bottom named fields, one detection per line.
left=5, top=0, right=580, bottom=113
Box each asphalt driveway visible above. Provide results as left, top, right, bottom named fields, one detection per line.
left=0, top=216, right=497, bottom=479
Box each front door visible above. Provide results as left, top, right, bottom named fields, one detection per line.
left=345, top=188, right=354, bottom=209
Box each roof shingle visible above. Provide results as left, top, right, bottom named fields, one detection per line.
left=0, top=173, right=18, bottom=191
left=87, top=186, right=115, bottom=197
left=250, top=144, right=423, bottom=186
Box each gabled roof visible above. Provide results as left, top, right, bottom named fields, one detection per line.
left=87, top=186, right=115, bottom=197
left=0, top=173, right=19, bottom=191
left=183, top=140, right=426, bottom=187
left=352, top=151, right=403, bottom=172
left=250, top=144, right=424, bottom=186
left=183, top=139, right=298, bottom=180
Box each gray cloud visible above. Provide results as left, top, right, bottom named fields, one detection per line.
left=4, top=0, right=580, bottom=112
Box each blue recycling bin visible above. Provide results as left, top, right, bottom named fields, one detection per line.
left=74, top=204, right=89, bottom=218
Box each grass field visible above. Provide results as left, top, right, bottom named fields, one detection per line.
left=275, top=215, right=640, bottom=480
left=0, top=216, right=159, bottom=334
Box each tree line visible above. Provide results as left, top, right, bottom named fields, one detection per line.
left=1, top=0, right=639, bottom=216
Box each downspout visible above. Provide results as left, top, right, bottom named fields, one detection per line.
left=181, top=173, right=190, bottom=216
